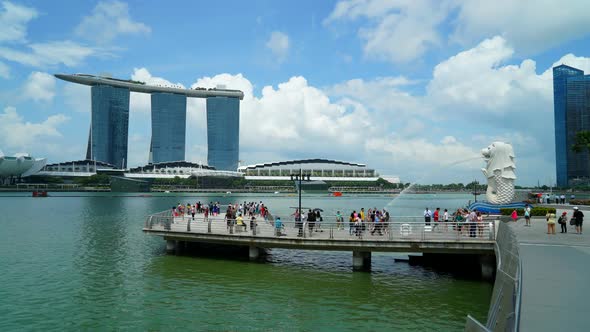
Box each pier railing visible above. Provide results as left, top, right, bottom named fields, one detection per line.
left=465, top=221, right=521, bottom=332
left=144, top=211, right=496, bottom=242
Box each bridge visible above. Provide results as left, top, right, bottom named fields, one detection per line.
left=143, top=211, right=496, bottom=272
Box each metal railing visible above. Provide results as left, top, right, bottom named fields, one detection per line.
left=144, top=211, right=496, bottom=242
left=465, top=221, right=521, bottom=332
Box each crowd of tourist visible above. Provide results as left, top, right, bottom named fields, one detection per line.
left=172, top=201, right=270, bottom=231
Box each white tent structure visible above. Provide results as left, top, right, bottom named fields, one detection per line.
left=0, top=150, right=46, bottom=182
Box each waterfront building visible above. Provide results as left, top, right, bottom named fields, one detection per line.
left=149, top=93, right=187, bottom=164
left=55, top=74, right=244, bottom=168
left=238, top=158, right=398, bottom=183
left=0, top=150, right=46, bottom=184
left=553, top=65, right=590, bottom=187
left=88, top=85, right=130, bottom=168
left=207, top=96, right=240, bottom=171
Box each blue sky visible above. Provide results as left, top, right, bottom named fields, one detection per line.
left=1, top=0, right=590, bottom=186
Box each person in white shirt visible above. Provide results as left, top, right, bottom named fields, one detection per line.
left=424, top=208, right=432, bottom=225
left=443, top=209, right=449, bottom=231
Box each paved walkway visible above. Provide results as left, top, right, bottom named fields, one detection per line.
left=511, top=212, right=589, bottom=332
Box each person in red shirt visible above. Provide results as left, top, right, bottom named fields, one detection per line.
left=433, top=207, right=440, bottom=230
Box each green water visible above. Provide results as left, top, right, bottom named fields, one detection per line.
left=0, top=192, right=491, bottom=331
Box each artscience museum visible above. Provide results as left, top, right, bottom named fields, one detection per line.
left=0, top=150, right=46, bottom=184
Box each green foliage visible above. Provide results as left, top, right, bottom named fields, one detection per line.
left=74, top=174, right=110, bottom=186
left=500, top=207, right=556, bottom=216
left=569, top=199, right=590, bottom=206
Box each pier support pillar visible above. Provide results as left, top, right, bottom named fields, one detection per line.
left=249, top=246, right=260, bottom=261
left=166, top=239, right=177, bottom=253
left=480, top=255, right=495, bottom=281
left=353, top=251, right=371, bottom=271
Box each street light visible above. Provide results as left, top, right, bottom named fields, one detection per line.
left=291, top=168, right=311, bottom=225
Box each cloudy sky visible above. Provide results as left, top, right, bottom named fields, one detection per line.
left=1, top=0, right=590, bottom=186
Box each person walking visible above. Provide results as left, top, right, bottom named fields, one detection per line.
left=443, top=208, right=449, bottom=231
left=558, top=212, right=568, bottom=233
left=546, top=211, right=556, bottom=235
left=573, top=206, right=584, bottom=234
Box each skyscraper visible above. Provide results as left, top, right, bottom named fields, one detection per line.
left=553, top=64, right=590, bottom=187
left=56, top=73, right=244, bottom=169
left=207, top=96, right=240, bottom=171
left=87, top=85, right=130, bottom=168
left=149, top=93, right=187, bottom=164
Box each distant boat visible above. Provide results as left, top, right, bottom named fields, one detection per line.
left=226, top=191, right=231, bottom=194
left=333, top=192, right=342, bottom=197
left=164, top=190, right=170, bottom=193
left=274, top=191, right=280, bottom=194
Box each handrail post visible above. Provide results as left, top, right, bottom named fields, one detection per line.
left=208, top=218, right=211, bottom=233
left=187, top=218, right=191, bottom=232
left=330, top=224, right=334, bottom=239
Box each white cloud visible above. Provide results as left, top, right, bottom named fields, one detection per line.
left=0, top=106, right=69, bottom=151
left=326, top=76, right=427, bottom=122
left=75, top=0, right=150, bottom=44
left=0, top=60, right=9, bottom=78
left=0, top=1, right=38, bottom=43
left=427, top=36, right=551, bottom=114
left=22, top=71, right=55, bottom=103
left=325, top=0, right=590, bottom=63
left=452, top=0, right=590, bottom=55
left=325, top=0, right=452, bottom=63
left=265, top=31, right=290, bottom=63
left=0, top=40, right=103, bottom=67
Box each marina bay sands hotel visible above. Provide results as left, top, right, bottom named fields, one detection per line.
left=55, top=74, right=244, bottom=171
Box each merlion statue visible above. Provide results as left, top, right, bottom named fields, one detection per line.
left=481, top=142, right=516, bottom=204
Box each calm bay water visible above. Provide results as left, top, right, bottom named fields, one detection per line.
left=0, top=192, right=491, bottom=331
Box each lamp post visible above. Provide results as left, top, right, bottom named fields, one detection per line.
left=291, top=168, right=311, bottom=222
left=473, top=179, right=480, bottom=203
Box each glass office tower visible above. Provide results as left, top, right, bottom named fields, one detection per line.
left=86, top=85, right=130, bottom=168
left=206, top=96, right=240, bottom=171
left=553, top=65, right=590, bottom=187
left=149, top=93, right=187, bottom=164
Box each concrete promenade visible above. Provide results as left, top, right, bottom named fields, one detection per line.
left=512, top=207, right=589, bottom=332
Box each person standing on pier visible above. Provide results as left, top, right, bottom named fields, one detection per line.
left=511, top=209, right=518, bottom=222
left=558, top=212, right=568, bottom=233
left=307, top=209, right=316, bottom=235
left=336, top=211, right=343, bottom=230
left=424, top=208, right=432, bottom=225
left=469, top=209, right=477, bottom=237
left=573, top=207, right=584, bottom=234
left=524, top=205, right=531, bottom=226
left=546, top=211, right=556, bottom=235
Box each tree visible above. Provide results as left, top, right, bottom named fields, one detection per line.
left=571, top=131, right=590, bottom=153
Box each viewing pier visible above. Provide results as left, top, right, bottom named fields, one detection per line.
left=143, top=211, right=496, bottom=272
